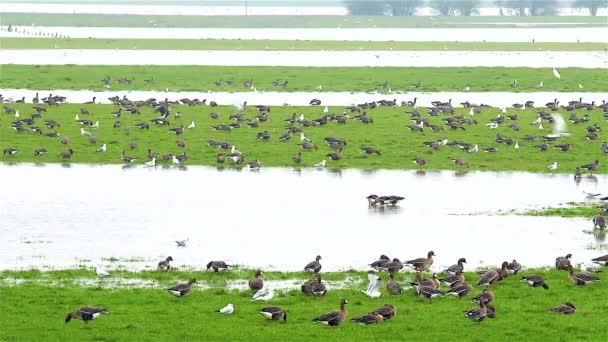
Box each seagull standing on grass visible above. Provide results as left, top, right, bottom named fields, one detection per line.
left=537, top=81, right=544, bottom=88
left=300, top=132, right=312, bottom=143
left=96, top=144, right=106, bottom=152
left=188, top=121, right=195, bottom=129
left=217, top=304, right=234, bottom=315
left=514, top=140, right=519, bottom=150
left=553, top=67, right=561, bottom=80
left=15, top=110, right=19, bottom=119
left=548, top=162, right=558, bottom=171
left=323, top=106, right=329, bottom=113
left=314, top=160, right=326, bottom=169
left=145, top=157, right=156, bottom=167
left=96, top=265, right=110, bottom=277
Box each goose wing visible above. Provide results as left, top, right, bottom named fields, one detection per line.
left=313, top=310, right=340, bottom=324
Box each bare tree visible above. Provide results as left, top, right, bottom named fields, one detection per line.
left=344, top=0, right=387, bottom=16
left=529, top=0, right=558, bottom=16
left=574, top=0, right=607, bottom=15
left=429, top=0, right=456, bottom=16
left=387, top=0, right=423, bottom=16
left=496, top=0, right=530, bottom=16
left=453, top=0, right=479, bottom=16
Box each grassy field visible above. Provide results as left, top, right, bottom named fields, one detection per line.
left=2, top=37, right=606, bottom=52
left=0, top=268, right=606, bottom=340
left=1, top=65, right=606, bottom=93
left=2, top=13, right=607, bottom=28
left=1, top=103, right=606, bottom=173
left=519, top=203, right=605, bottom=217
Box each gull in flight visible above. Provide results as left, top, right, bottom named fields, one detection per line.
left=175, top=238, right=189, bottom=247
left=361, top=272, right=382, bottom=298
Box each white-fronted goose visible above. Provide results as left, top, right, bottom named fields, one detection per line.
left=351, top=313, right=384, bottom=325
left=444, top=258, right=467, bottom=275
left=65, top=307, right=108, bottom=324
left=556, top=254, right=572, bottom=270
left=3, top=148, right=18, bottom=155
left=207, top=261, right=230, bottom=272
left=446, top=282, right=473, bottom=299
left=477, top=269, right=500, bottom=287
left=34, top=148, right=47, bottom=156
left=593, top=212, right=606, bottom=229
left=472, top=288, right=494, bottom=305
left=580, top=160, right=599, bottom=174
left=386, top=272, right=402, bottom=295
left=370, top=254, right=390, bottom=270
left=301, top=273, right=325, bottom=296
left=370, top=304, right=396, bottom=320
left=405, top=251, right=434, bottom=272
left=157, top=256, right=173, bottom=271
left=507, top=260, right=522, bottom=274
left=414, top=284, right=442, bottom=302
left=567, top=265, right=600, bottom=286
left=439, top=272, right=465, bottom=288
left=312, top=299, right=348, bottom=326
left=549, top=302, right=576, bottom=315
left=259, top=307, right=287, bottom=321
left=411, top=272, right=439, bottom=289
left=167, top=279, right=196, bottom=297
left=465, top=302, right=487, bottom=322
left=249, top=270, right=264, bottom=291
left=60, top=149, right=74, bottom=160
left=380, top=258, right=403, bottom=273
left=304, top=255, right=322, bottom=273
left=120, top=150, right=136, bottom=164
left=592, top=254, right=608, bottom=266
left=521, top=275, right=549, bottom=289
left=292, top=152, right=302, bottom=164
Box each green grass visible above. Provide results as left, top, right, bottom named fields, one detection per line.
left=2, top=13, right=606, bottom=28
left=2, top=37, right=605, bottom=51
left=1, top=268, right=606, bottom=340
left=1, top=65, right=607, bottom=93
left=1, top=103, right=607, bottom=173
left=519, top=203, right=604, bottom=218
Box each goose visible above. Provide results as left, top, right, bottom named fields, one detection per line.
left=259, top=307, right=287, bottom=321
left=187, top=121, right=195, bottom=129
left=304, top=255, right=322, bottom=273
left=567, top=265, right=600, bottom=286
left=552, top=67, right=561, bottom=80
left=580, top=160, right=599, bottom=174
left=361, top=272, right=382, bottom=298
left=120, top=150, right=136, bottom=164
left=157, top=256, right=173, bottom=271
left=145, top=157, right=156, bottom=167
left=521, top=275, right=549, bottom=289
left=555, top=254, right=572, bottom=270
left=251, top=287, right=274, bottom=301
left=96, top=144, right=106, bottom=152
left=175, top=238, right=189, bottom=247
left=80, top=127, right=92, bottom=137
left=174, top=111, right=182, bottom=119
left=465, top=302, right=487, bottom=322
left=549, top=302, right=576, bottom=315
left=351, top=313, right=384, bottom=325
left=591, top=254, right=608, bottom=266
left=379, top=258, right=403, bottom=273
left=548, top=162, right=558, bottom=171
left=314, top=160, right=326, bottom=169
left=65, top=307, right=108, bottom=324
left=166, top=279, right=197, bottom=297
left=176, top=140, right=186, bottom=148
left=413, top=284, right=443, bottom=302
left=169, top=126, right=184, bottom=135
left=96, top=266, right=110, bottom=277
left=301, top=274, right=327, bottom=296
left=34, top=148, right=47, bottom=156
left=217, top=303, right=234, bottom=315
left=207, top=261, right=230, bottom=272
left=477, top=269, right=500, bottom=287
left=593, top=212, right=606, bottom=229
left=60, top=149, right=74, bottom=160
left=386, top=272, right=402, bottom=295
left=369, top=255, right=390, bottom=269
left=249, top=270, right=264, bottom=291
left=405, top=251, right=434, bottom=272
left=446, top=282, right=473, bottom=299
left=411, top=272, right=440, bottom=289
left=439, top=271, right=465, bottom=288
left=3, top=148, right=18, bottom=155
left=292, top=152, right=302, bottom=164
left=370, top=304, right=396, bottom=320
left=507, top=260, right=522, bottom=274
left=312, top=299, right=348, bottom=326
left=444, top=258, right=467, bottom=275
left=451, top=158, right=467, bottom=166
left=412, top=157, right=426, bottom=166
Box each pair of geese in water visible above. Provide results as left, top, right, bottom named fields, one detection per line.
left=67, top=252, right=607, bottom=325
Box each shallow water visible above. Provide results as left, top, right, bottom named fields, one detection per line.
left=1, top=88, right=606, bottom=108
left=1, top=163, right=606, bottom=272
left=1, top=49, right=606, bottom=68
left=2, top=26, right=608, bottom=43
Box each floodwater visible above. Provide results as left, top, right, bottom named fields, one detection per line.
left=1, top=88, right=606, bottom=108
left=2, top=26, right=608, bottom=43
left=1, top=49, right=606, bottom=68
left=1, top=163, right=605, bottom=272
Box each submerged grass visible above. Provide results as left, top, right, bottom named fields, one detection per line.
left=2, top=38, right=606, bottom=51
left=1, top=103, right=607, bottom=173
left=0, top=269, right=606, bottom=340
left=519, top=203, right=604, bottom=218
left=1, top=13, right=607, bottom=28
left=1, top=65, right=607, bottom=93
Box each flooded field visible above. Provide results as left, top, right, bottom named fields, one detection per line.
left=1, top=49, right=606, bottom=67
left=1, top=163, right=605, bottom=272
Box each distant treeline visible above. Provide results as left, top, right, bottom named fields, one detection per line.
left=344, top=0, right=607, bottom=16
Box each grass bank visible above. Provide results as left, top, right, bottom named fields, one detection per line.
left=1, top=13, right=606, bottom=28
left=2, top=38, right=606, bottom=51
left=1, top=103, right=607, bottom=173
left=518, top=203, right=605, bottom=218
left=0, top=268, right=605, bottom=340
left=1, top=65, right=606, bottom=93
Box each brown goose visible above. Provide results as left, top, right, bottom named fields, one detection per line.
left=446, top=282, right=473, bottom=299
left=380, top=258, right=403, bottom=273
left=521, top=275, right=549, bottom=289
left=477, top=261, right=510, bottom=280
left=507, top=259, right=522, bottom=274
left=477, top=269, right=500, bottom=287
left=567, top=265, right=600, bottom=286
left=592, top=254, right=608, bottom=266
left=370, top=254, right=391, bottom=270
left=292, top=152, right=302, bottom=164
left=444, top=257, right=467, bottom=274
left=157, top=256, right=173, bottom=271
left=166, top=279, right=196, bottom=297
left=301, top=274, right=326, bottom=297
left=413, top=284, right=443, bottom=302
left=60, top=149, right=74, bottom=160
left=465, top=302, right=487, bottom=322
left=259, top=306, right=287, bottom=321
left=386, top=272, right=402, bottom=295
left=439, top=271, right=465, bottom=288
left=351, top=313, right=384, bottom=325
left=370, top=304, right=396, bottom=320
left=593, top=212, right=606, bottom=229
left=555, top=254, right=572, bottom=270
left=65, top=307, right=108, bottom=324
left=405, top=251, right=434, bottom=271
left=312, top=299, right=348, bottom=326
left=472, top=288, right=494, bottom=304
left=549, top=302, right=576, bottom=315
left=486, top=304, right=496, bottom=319
left=304, top=255, right=322, bottom=273
left=206, top=261, right=230, bottom=272
left=249, top=270, right=264, bottom=291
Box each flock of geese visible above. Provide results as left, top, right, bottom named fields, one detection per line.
left=2, top=92, right=607, bottom=174
left=67, top=251, right=608, bottom=326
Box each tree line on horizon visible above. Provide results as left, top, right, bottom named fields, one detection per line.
left=344, top=0, right=607, bottom=16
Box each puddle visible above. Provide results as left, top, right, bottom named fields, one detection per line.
left=0, top=163, right=606, bottom=272
left=1, top=49, right=606, bottom=67
left=1, top=88, right=606, bottom=108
